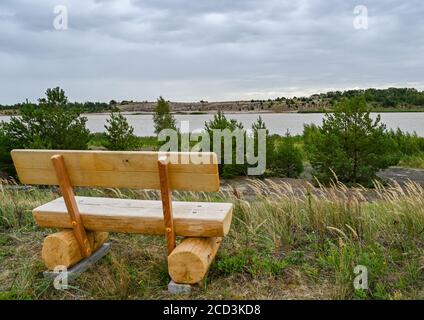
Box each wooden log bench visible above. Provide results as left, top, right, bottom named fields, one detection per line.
left=11, top=149, right=233, bottom=285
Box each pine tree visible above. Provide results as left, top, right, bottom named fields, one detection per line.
left=2, top=87, right=89, bottom=150
left=0, top=87, right=90, bottom=176
left=153, top=97, right=176, bottom=135
left=104, top=112, right=138, bottom=150
left=204, top=111, right=246, bottom=177
left=251, top=116, right=275, bottom=174
left=271, top=132, right=304, bottom=178
left=304, top=96, right=396, bottom=184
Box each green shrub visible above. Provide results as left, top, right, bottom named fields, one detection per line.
left=104, top=112, right=138, bottom=150
left=387, top=128, right=424, bottom=156
left=304, top=96, right=397, bottom=185
left=0, top=128, right=15, bottom=175
left=0, top=87, right=89, bottom=176
left=398, top=152, right=424, bottom=169
left=88, top=132, right=109, bottom=149
left=271, top=136, right=304, bottom=178
left=250, top=117, right=275, bottom=176
left=204, top=111, right=247, bottom=178
left=153, top=97, right=176, bottom=135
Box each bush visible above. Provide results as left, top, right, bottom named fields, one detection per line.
left=0, top=128, right=15, bottom=175
left=204, top=111, right=247, bottom=178
left=387, top=128, right=424, bottom=156
left=153, top=97, right=176, bottom=135
left=104, top=112, right=138, bottom=150
left=0, top=87, right=90, bottom=176
left=398, top=153, right=424, bottom=169
left=250, top=116, right=275, bottom=176
left=304, top=96, right=396, bottom=185
left=271, top=136, right=304, bottom=178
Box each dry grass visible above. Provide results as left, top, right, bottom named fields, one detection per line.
left=1, top=178, right=424, bottom=300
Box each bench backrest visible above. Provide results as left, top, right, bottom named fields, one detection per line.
left=11, top=150, right=220, bottom=192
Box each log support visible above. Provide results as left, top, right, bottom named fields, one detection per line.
left=168, top=237, right=222, bottom=284
left=42, top=230, right=109, bottom=270
left=43, top=243, right=111, bottom=282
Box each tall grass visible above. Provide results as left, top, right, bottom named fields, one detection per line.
left=1, top=179, right=424, bottom=299
left=224, top=179, right=424, bottom=299
left=0, top=180, right=57, bottom=230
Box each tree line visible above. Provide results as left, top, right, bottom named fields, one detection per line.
left=2, top=87, right=424, bottom=113
left=0, top=99, right=114, bottom=113
left=319, top=88, right=424, bottom=108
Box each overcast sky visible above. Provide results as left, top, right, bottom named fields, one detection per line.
left=0, top=0, right=423, bottom=104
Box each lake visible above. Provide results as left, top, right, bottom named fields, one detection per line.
left=1, top=112, right=424, bottom=136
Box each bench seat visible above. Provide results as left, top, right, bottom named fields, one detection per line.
left=33, top=196, right=233, bottom=237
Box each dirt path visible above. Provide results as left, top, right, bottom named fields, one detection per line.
left=220, top=166, right=424, bottom=201
left=377, top=167, right=424, bottom=185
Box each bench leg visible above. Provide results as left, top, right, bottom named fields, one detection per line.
left=168, top=237, right=222, bottom=284
left=43, top=243, right=111, bottom=282
left=42, top=230, right=109, bottom=270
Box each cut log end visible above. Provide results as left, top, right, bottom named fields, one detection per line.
left=168, top=237, right=222, bottom=284
left=42, top=230, right=108, bottom=270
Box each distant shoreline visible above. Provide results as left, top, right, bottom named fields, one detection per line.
left=2, top=108, right=424, bottom=117
left=118, top=109, right=424, bottom=115
left=92, top=110, right=298, bottom=116
left=4, top=109, right=424, bottom=117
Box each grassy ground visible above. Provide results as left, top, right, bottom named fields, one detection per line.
left=88, top=133, right=160, bottom=151
left=1, top=179, right=424, bottom=300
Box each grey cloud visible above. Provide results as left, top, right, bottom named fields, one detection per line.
left=0, top=0, right=423, bottom=103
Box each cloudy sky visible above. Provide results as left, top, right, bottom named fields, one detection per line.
left=0, top=0, right=423, bottom=104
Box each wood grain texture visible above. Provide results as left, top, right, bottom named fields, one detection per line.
left=11, top=150, right=220, bottom=192
left=51, top=155, right=91, bottom=257
left=158, top=156, right=176, bottom=255
left=33, top=196, right=233, bottom=237
left=42, top=230, right=108, bottom=270
left=168, top=237, right=222, bottom=284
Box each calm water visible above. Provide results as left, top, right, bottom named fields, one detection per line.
left=1, top=112, right=424, bottom=136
